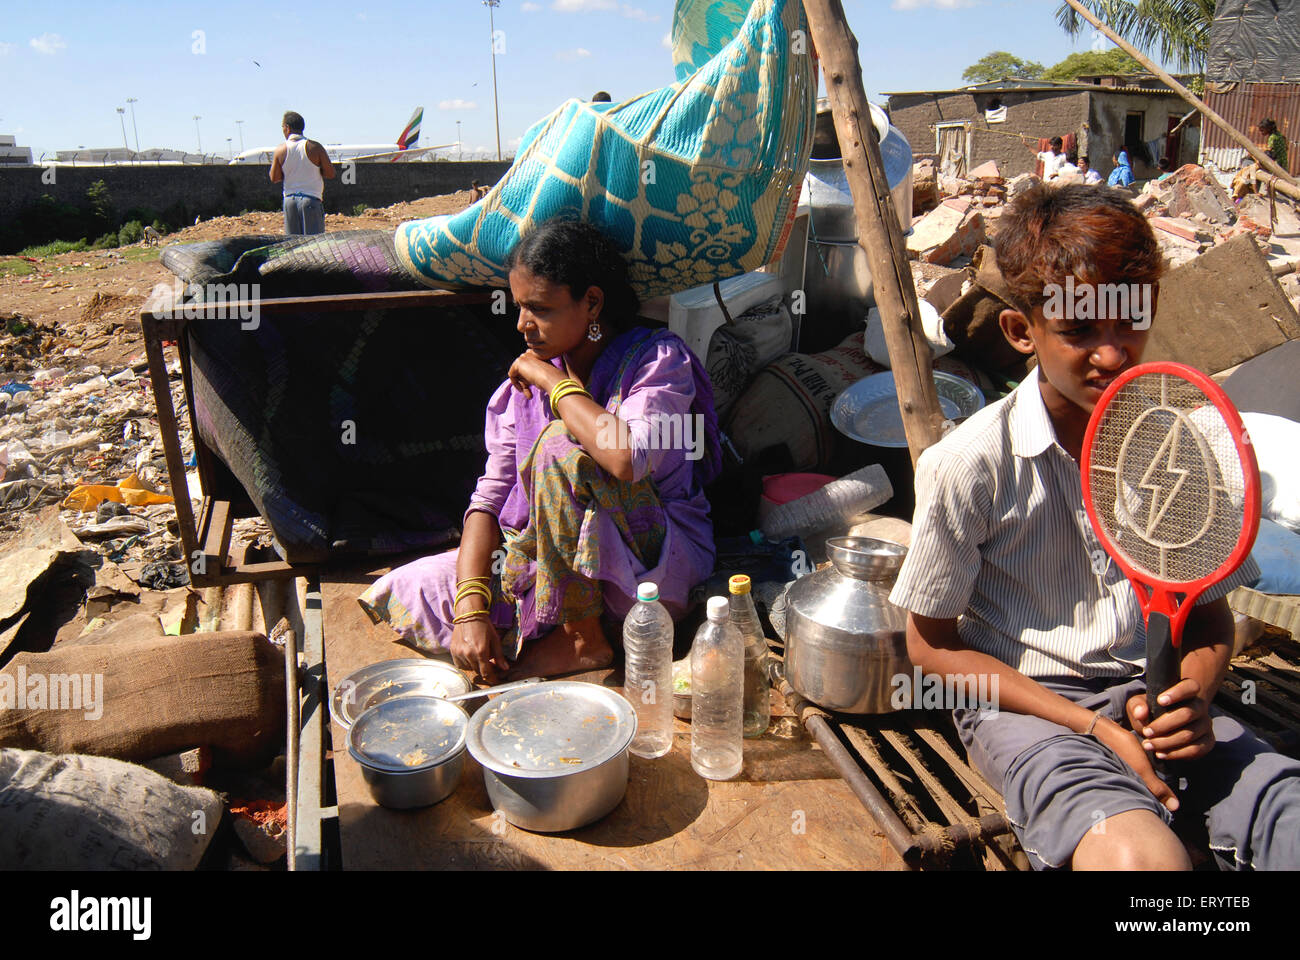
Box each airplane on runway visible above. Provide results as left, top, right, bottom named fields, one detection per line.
left=229, top=107, right=456, bottom=164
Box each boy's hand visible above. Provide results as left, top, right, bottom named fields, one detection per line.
left=1094, top=716, right=1180, bottom=812
left=1125, top=680, right=1216, bottom=762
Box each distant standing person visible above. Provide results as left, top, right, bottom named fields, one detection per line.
left=1037, top=136, right=1066, bottom=181
left=591, top=91, right=612, bottom=103
left=270, top=111, right=335, bottom=236
left=1260, top=118, right=1289, bottom=170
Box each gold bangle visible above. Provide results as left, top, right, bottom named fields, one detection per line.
left=454, top=585, right=491, bottom=607
left=456, top=576, right=491, bottom=587
left=549, top=379, right=591, bottom=418
left=452, top=610, right=490, bottom=624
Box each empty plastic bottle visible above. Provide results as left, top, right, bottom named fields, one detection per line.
left=728, top=574, right=771, bottom=739
left=623, top=582, right=676, bottom=759
left=691, top=595, right=744, bottom=780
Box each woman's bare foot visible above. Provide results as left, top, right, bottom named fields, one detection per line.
left=505, top=616, right=613, bottom=679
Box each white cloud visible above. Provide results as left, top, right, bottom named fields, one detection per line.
left=556, top=47, right=593, bottom=60
left=439, top=99, right=479, bottom=110
left=662, top=31, right=673, bottom=49
left=521, top=1, right=542, bottom=9
left=29, top=33, right=66, bottom=55
left=622, top=4, right=658, bottom=20
left=552, top=0, right=616, bottom=11
left=891, top=0, right=976, bottom=8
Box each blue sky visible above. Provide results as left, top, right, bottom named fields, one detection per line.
left=0, top=0, right=1133, bottom=160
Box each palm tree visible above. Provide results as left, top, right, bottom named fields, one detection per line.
left=1056, top=0, right=1215, bottom=74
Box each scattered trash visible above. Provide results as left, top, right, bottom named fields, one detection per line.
left=138, top=560, right=190, bottom=591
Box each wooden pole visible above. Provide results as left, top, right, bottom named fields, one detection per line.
left=1062, top=0, right=1296, bottom=185
left=802, top=0, right=946, bottom=466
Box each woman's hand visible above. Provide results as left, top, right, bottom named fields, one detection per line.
left=508, top=352, right=563, bottom=399
left=1094, top=715, right=1180, bottom=813
left=450, top=617, right=507, bottom=683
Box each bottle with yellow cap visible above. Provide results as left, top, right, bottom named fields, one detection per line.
left=728, top=574, right=771, bottom=738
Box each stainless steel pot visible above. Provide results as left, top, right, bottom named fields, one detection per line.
left=348, top=695, right=468, bottom=809
left=466, top=680, right=636, bottom=833
left=783, top=537, right=912, bottom=714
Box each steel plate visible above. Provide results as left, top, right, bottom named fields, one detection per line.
left=330, top=658, right=471, bottom=730
left=348, top=695, right=468, bottom=773
left=832, top=371, right=985, bottom=448
left=466, top=681, right=637, bottom=778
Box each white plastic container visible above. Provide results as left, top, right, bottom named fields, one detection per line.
left=622, top=582, right=676, bottom=759
left=691, top=596, right=744, bottom=781
left=760, top=463, right=894, bottom=542
left=668, top=271, right=786, bottom=362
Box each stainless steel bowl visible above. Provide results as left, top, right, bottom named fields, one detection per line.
left=348, top=695, right=468, bottom=809
left=331, top=658, right=471, bottom=730
left=466, top=680, right=637, bottom=833
left=672, top=659, right=692, bottom=720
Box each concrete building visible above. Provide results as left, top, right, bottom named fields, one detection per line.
left=884, top=79, right=1200, bottom=182
left=0, top=135, right=33, bottom=165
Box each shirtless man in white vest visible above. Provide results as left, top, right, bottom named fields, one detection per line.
left=269, top=111, right=335, bottom=235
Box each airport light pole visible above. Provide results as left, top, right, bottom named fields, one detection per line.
left=116, top=107, right=129, bottom=154
left=193, top=115, right=202, bottom=155
left=457, top=120, right=462, bottom=161
left=484, top=0, right=502, bottom=162
left=236, top=119, right=245, bottom=153
left=227, top=137, right=233, bottom=160
left=126, top=98, right=140, bottom=157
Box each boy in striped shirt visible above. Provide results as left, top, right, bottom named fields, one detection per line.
left=890, top=183, right=1299, bottom=870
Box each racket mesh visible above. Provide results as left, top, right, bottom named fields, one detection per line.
left=1086, top=372, right=1245, bottom=584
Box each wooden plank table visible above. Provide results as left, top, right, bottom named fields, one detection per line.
left=319, top=568, right=905, bottom=870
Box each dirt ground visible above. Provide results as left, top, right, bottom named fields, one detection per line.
left=0, top=192, right=472, bottom=368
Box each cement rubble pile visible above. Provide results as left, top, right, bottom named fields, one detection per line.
left=903, top=159, right=1300, bottom=317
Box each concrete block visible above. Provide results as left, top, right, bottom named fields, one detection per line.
left=907, top=205, right=986, bottom=266
left=1147, top=234, right=1300, bottom=374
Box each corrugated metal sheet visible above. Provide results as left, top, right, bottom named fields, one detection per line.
left=1204, top=83, right=1300, bottom=175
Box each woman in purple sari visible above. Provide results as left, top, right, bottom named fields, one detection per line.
left=360, top=221, right=721, bottom=680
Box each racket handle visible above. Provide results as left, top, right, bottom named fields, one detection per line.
left=1145, top=612, right=1180, bottom=723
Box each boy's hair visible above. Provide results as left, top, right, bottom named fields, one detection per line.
left=1050, top=136, right=1064, bottom=150
left=993, top=183, right=1163, bottom=320
left=1260, top=118, right=1277, bottom=135
left=282, top=111, right=306, bottom=134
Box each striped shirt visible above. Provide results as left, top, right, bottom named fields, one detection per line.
left=889, top=367, right=1260, bottom=679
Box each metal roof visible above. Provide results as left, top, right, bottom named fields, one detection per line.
left=883, top=78, right=1181, bottom=97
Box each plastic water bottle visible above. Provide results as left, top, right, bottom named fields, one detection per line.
left=623, top=582, right=676, bottom=759
left=691, top=596, right=744, bottom=780
left=728, top=575, right=771, bottom=739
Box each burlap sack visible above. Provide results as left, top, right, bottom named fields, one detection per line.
left=0, top=631, right=284, bottom=766
left=726, top=331, right=884, bottom=471
left=0, top=747, right=223, bottom=870
left=941, top=244, right=1030, bottom=374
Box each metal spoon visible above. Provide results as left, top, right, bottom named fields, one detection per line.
left=443, top=677, right=542, bottom=702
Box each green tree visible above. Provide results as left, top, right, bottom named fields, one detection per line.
left=962, top=51, right=1045, bottom=84
left=1041, top=48, right=1143, bottom=81
left=1056, top=0, right=1214, bottom=74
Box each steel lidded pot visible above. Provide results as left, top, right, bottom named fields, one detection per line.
left=784, top=537, right=912, bottom=714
